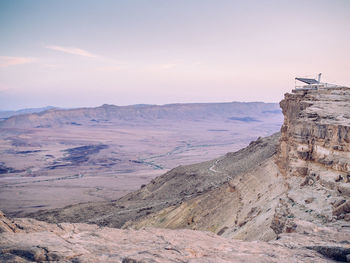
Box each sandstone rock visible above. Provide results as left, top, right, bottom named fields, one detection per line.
left=0, top=211, right=18, bottom=233
left=276, top=87, right=350, bottom=225
left=333, top=200, right=350, bottom=216
left=277, top=87, right=350, bottom=180
left=338, top=183, right=350, bottom=197
left=270, top=199, right=294, bottom=235
left=0, top=211, right=345, bottom=263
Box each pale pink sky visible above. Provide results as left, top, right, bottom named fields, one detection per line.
left=0, top=0, right=349, bottom=110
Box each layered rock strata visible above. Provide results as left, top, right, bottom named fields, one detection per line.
left=277, top=86, right=350, bottom=219
left=277, top=87, right=350, bottom=176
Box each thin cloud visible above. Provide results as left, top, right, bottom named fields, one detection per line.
left=46, top=45, right=98, bottom=58
left=0, top=56, right=36, bottom=67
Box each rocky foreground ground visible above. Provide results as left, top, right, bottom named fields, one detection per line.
left=1, top=86, right=350, bottom=262
left=1, top=210, right=350, bottom=262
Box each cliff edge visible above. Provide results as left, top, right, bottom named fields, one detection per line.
left=277, top=86, right=350, bottom=221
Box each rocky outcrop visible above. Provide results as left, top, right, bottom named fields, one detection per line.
left=277, top=86, right=350, bottom=178
left=1, top=211, right=348, bottom=263
left=276, top=86, right=350, bottom=220
left=0, top=211, right=19, bottom=233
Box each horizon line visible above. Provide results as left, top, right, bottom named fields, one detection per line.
left=0, top=100, right=283, bottom=112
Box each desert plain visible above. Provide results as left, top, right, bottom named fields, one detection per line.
left=0, top=102, right=282, bottom=216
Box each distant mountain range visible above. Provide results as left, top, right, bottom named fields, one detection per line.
left=0, top=102, right=282, bottom=129
left=0, top=106, right=57, bottom=120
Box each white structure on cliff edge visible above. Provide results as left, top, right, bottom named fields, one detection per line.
left=295, top=73, right=339, bottom=90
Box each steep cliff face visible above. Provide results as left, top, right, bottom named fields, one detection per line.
left=277, top=86, right=350, bottom=219
left=277, top=87, right=350, bottom=178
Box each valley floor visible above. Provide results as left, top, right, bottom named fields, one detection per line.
left=0, top=119, right=281, bottom=216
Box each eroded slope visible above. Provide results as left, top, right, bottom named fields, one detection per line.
left=27, top=133, right=279, bottom=228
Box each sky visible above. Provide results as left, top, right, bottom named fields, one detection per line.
left=0, top=0, right=349, bottom=110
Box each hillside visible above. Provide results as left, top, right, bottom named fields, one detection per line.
left=27, top=132, right=280, bottom=228
left=0, top=106, right=56, bottom=121
left=124, top=87, right=350, bottom=241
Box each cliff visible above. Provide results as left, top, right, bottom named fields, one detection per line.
left=277, top=86, right=350, bottom=177
left=277, top=86, right=350, bottom=219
